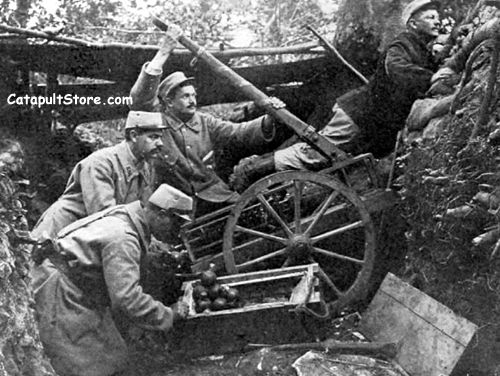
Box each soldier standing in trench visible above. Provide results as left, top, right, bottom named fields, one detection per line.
left=230, top=0, right=447, bottom=191
left=31, top=111, right=165, bottom=240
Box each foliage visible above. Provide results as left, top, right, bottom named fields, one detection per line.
left=1, top=0, right=338, bottom=66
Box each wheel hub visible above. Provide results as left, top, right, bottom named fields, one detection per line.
left=287, top=234, right=311, bottom=260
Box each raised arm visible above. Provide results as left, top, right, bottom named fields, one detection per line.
left=129, top=25, right=183, bottom=111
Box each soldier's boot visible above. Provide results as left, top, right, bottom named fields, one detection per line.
left=229, top=153, right=276, bottom=193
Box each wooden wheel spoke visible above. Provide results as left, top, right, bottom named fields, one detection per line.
left=304, top=190, right=340, bottom=236
left=293, top=180, right=303, bottom=234
left=235, top=225, right=288, bottom=245
left=310, top=220, right=364, bottom=243
left=281, top=257, right=292, bottom=268
left=256, top=193, right=293, bottom=237
left=223, top=171, right=376, bottom=310
left=315, top=262, right=344, bottom=297
left=311, top=247, right=365, bottom=265
left=237, top=247, right=288, bottom=271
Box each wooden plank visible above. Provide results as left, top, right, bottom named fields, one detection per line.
left=182, top=264, right=320, bottom=317
left=359, top=273, right=478, bottom=376
left=171, top=264, right=322, bottom=357
left=168, top=304, right=315, bottom=357
left=379, top=273, right=476, bottom=346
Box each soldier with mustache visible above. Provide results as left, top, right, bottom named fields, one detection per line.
left=130, top=26, right=286, bottom=216
left=32, top=111, right=165, bottom=239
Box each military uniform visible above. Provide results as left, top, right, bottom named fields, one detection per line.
left=32, top=201, right=177, bottom=376
left=130, top=64, right=275, bottom=204
left=274, top=30, right=438, bottom=169
left=32, top=141, right=152, bottom=239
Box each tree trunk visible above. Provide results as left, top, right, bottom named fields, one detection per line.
left=334, top=0, right=409, bottom=74
left=15, top=0, right=31, bottom=27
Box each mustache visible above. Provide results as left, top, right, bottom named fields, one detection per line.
left=143, top=148, right=162, bottom=159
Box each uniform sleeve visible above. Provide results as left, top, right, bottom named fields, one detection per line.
left=129, top=63, right=162, bottom=111
left=209, top=114, right=270, bottom=148
left=102, top=236, right=175, bottom=331
left=79, top=157, right=117, bottom=215
left=384, top=43, right=434, bottom=98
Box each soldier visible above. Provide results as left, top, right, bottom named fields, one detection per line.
left=31, top=184, right=192, bottom=376
left=230, top=0, right=444, bottom=191
left=32, top=111, right=165, bottom=239
left=130, top=25, right=286, bottom=215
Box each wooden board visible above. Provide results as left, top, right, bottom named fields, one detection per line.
left=168, top=264, right=322, bottom=357
left=182, top=263, right=320, bottom=318
left=359, top=273, right=478, bottom=376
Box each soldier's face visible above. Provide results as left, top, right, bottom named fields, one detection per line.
left=150, top=211, right=186, bottom=244
left=167, top=85, right=197, bottom=121
left=134, top=131, right=164, bottom=161
left=411, top=9, right=440, bottom=38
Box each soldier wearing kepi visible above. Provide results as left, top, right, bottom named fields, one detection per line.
left=31, top=184, right=193, bottom=376
left=230, top=0, right=443, bottom=191
left=32, top=111, right=165, bottom=240
left=130, top=25, right=286, bottom=215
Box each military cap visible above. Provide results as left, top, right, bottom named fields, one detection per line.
left=402, top=0, right=440, bottom=25
left=125, top=111, right=166, bottom=130
left=148, top=184, right=193, bottom=221
left=158, top=71, right=195, bottom=98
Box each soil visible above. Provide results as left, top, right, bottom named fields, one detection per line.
left=123, top=311, right=373, bottom=376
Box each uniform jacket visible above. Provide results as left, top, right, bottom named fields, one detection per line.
left=336, top=31, right=437, bottom=155
left=32, top=141, right=152, bottom=239
left=32, top=201, right=175, bottom=376
left=130, top=64, right=273, bottom=203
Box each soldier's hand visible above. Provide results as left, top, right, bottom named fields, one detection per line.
left=431, top=67, right=456, bottom=84
left=269, top=97, right=286, bottom=110
left=172, top=301, right=189, bottom=321
left=158, top=24, right=183, bottom=55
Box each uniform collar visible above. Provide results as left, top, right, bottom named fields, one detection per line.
left=404, top=30, right=434, bottom=50
left=164, top=110, right=201, bottom=132
left=116, top=141, right=144, bottom=182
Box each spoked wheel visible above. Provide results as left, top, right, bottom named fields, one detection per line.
left=223, top=171, right=376, bottom=314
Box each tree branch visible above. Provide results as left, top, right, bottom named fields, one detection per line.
left=0, top=22, right=326, bottom=58
left=84, top=25, right=165, bottom=35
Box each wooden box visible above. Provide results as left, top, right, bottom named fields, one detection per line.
left=168, top=264, right=322, bottom=357
left=359, top=273, right=478, bottom=376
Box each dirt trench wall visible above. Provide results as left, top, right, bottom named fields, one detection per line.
left=0, top=174, right=55, bottom=376
left=401, top=8, right=500, bottom=375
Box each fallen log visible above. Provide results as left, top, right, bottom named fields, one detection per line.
left=0, top=22, right=324, bottom=57
left=244, top=339, right=397, bottom=359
